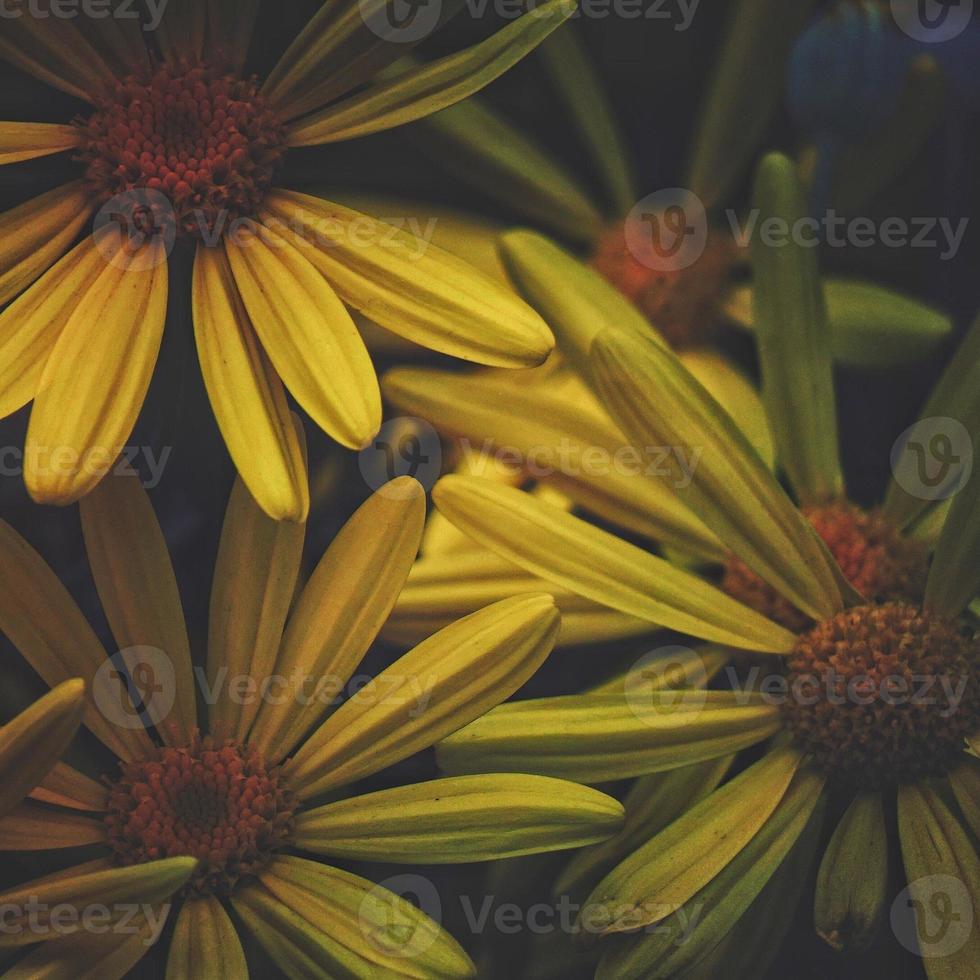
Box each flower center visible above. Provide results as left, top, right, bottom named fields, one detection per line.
left=590, top=222, right=738, bottom=348
left=783, top=603, right=979, bottom=786
left=75, top=61, right=287, bottom=242
left=723, top=502, right=929, bottom=632
left=105, top=735, right=296, bottom=896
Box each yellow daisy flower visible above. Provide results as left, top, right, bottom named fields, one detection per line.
left=0, top=457, right=626, bottom=977
left=0, top=0, right=568, bottom=519
left=419, top=161, right=979, bottom=977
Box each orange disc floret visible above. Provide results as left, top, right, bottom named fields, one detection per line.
left=723, top=502, right=929, bottom=632
left=105, top=734, right=296, bottom=896
left=784, top=603, right=979, bottom=786
left=75, top=60, right=287, bottom=242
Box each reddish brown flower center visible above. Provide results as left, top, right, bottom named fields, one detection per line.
left=75, top=61, right=287, bottom=242
left=723, top=502, right=929, bottom=632
left=105, top=735, right=296, bottom=896
left=590, top=222, right=739, bottom=349
left=784, top=603, right=979, bottom=786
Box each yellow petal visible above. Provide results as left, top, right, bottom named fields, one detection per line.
left=0, top=858, right=195, bottom=948
left=383, top=366, right=724, bottom=560
left=286, top=0, right=573, bottom=145
left=166, top=895, right=247, bottom=980
left=206, top=470, right=306, bottom=742
left=0, top=181, right=93, bottom=308
left=432, top=476, right=795, bottom=652
left=0, top=679, right=86, bottom=820
left=25, top=239, right=169, bottom=506
left=30, top=762, right=108, bottom=813
left=233, top=857, right=475, bottom=979
left=582, top=747, right=804, bottom=936
left=224, top=225, right=380, bottom=450
left=590, top=327, right=849, bottom=620
left=0, top=236, right=109, bottom=421
left=284, top=594, right=561, bottom=800
left=250, top=478, right=426, bottom=763
left=0, top=803, right=106, bottom=850
left=79, top=468, right=197, bottom=745
left=750, top=152, right=843, bottom=502
left=192, top=244, right=308, bottom=521
left=0, top=122, right=79, bottom=165
left=0, top=520, right=154, bottom=762
left=263, top=192, right=554, bottom=368
left=437, top=692, right=781, bottom=783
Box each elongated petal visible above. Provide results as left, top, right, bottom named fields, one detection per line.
left=751, top=153, right=842, bottom=502
left=596, top=766, right=825, bottom=976
left=0, top=182, right=92, bottom=309
left=156, top=0, right=206, bottom=61
left=80, top=471, right=197, bottom=745
left=263, top=191, right=554, bottom=368
left=924, top=465, right=980, bottom=619
left=206, top=0, right=260, bottom=75
left=284, top=594, right=560, bottom=799
left=728, top=280, right=954, bottom=368
left=30, top=762, right=108, bottom=813
left=554, top=756, right=734, bottom=902
left=0, top=18, right=116, bottom=101
left=433, top=476, right=794, bottom=652
left=685, top=0, right=817, bottom=208
left=884, top=311, right=980, bottom=530
left=897, top=782, right=980, bottom=980
left=233, top=857, right=475, bottom=979
left=166, top=895, right=246, bottom=980
left=814, top=791, right=887, bottom=953
left=0, top=803, right=106, bottom=849
left=499, top=230, right=658, bottom=382
left=0, top=679, right=86, bottom=819
left=437, top=692, right=782, bottom=783
left=287, top=1, right=572, bottom=145
left=0, top=236, right=109, bottom=421
left=384, top=367, right=724, bottom=560
left=590, top=328, right=850, bottom=619
left=192, top=244, right=308, bottom=521
left=206, top=470, right=306, bottom=742
left=0, top=858, right=195, bottom=947
left=384, top=547, right=651, bottom=650
left=3, top=914, right=160, bottom=980
left=416, top=96, right=604, bottom=244
left=537, top=26, right=636, bottom=214
left=224, top=225, right=380, bottom=450
left=25, top=239, right=168, bottom=506
left=0, top=520, right=154, bottom=762
left=582, top=747, right=804, bottom=936
left=295, top=775, right=624, bottom=863
left=250, top=478, right=426, bottom=762
left=0, top=122, right=79, bottom=165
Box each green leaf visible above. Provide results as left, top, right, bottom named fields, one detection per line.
left=750, top=152, right=842, bottom=503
